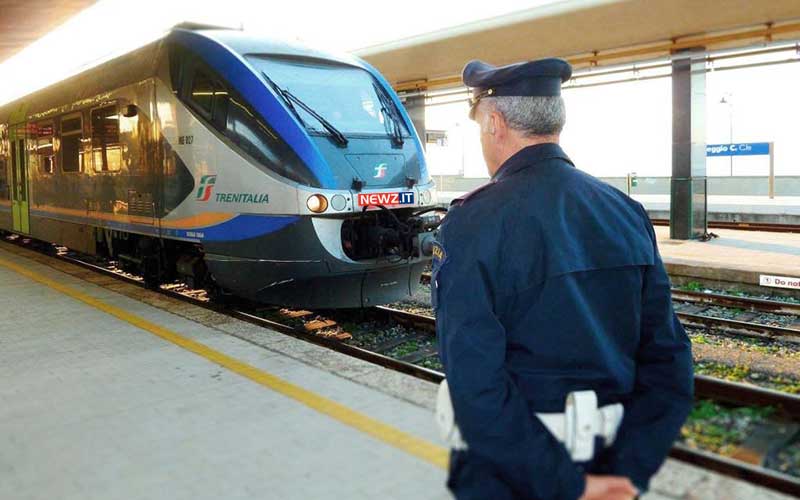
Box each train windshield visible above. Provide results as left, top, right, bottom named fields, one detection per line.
left=247, top=56, right=408, bottom=137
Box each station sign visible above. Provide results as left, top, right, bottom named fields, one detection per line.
left=759, top=274, right=800, bottom=290
left=706, top=142, right=770, bottom=157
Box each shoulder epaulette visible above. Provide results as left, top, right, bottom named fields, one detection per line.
left=450, top=180, right=496, bottom=207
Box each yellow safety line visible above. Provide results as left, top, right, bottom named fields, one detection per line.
left=0, top=254, right=449, bottom=470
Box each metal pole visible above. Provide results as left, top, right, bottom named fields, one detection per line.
left=769, top=142, right=775, bottom=199
left=670, top=49, right=707, bottom=240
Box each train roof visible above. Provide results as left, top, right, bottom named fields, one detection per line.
left=0, top=26, right=371, bottom=123
left=184, top=28, right=364, bottom=68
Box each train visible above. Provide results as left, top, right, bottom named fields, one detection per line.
left=0, top=24, right=440, bottom=308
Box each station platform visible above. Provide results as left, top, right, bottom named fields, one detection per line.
left=636, top=194, right=800, bottom=225
left=654, top=226, right=800, bottom=296
left=634, top=194, right=800, bottom=216
left=0, top=241, right=793, bottom=500
left=437, top=191, right=800, bottom=225
left=0, top=243, right=447, bottom=500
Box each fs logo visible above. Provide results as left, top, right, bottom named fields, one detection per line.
left=196, top=175, right=217, bottom=202
left=373, top=163, right=388, bottom=179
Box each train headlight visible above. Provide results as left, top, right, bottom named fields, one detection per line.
left=306, top=194, right=328, bottom=213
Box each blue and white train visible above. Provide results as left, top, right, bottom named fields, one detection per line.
left=0, top=25, right=439, bottom=308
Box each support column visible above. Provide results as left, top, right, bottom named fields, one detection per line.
left=403, top=95, right=427, bottom=150
left=670, top=50, right=708, bottom=240
left=768, top=142, right=775, bottom=199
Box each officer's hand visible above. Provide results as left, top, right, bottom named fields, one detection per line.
left=579, top=475, right=638, bottom=500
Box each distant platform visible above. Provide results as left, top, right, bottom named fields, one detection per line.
left=437, top=190, right=800, bottom=225
left=655, top=225, right=800, bottom=297
left=636, top=194, right=800, bottom=225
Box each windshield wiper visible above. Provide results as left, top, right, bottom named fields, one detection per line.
left=262, top=72, right=348, bottom=147
left=373, top=82, right=405, bottom=146
left=262, top=72, right=307, bottom=128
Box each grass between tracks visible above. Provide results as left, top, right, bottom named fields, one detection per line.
left=681, top=400, right=776, bottom=455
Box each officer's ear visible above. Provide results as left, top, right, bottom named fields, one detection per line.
left=480, top=111, right=495, bottom=135
left=485, top=111, right=501, bottom=135
left=489, top=110, right=506, bottom=137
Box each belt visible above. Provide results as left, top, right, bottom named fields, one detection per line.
left=435, top=380, right=625, bottom=462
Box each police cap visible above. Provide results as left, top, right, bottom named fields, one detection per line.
left=463, top=58, right=572, bottom=118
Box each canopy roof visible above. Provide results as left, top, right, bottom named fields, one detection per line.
left=0, top=0, right=96, bottom=63
left=356, top=0, right=800, bottom=91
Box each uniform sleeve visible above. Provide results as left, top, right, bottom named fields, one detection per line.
left=602, top=216, right=694, bottom=491
left=437, top=212, right=586, bottom=500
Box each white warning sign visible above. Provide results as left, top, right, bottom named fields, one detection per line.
left=759, top=274, right=800, bottom=290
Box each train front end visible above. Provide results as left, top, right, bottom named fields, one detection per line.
left=172, top=30, right=440, bottom=308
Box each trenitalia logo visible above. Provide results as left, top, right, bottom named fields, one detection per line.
left=196, top=175, right=217, bottom=202
left=374, top=163, right=388, bottom=179
left=357, top=192, right=415, bottom=206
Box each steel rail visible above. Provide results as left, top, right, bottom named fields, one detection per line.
left=669, top=444, right=800, bottom=497
left=49, top=251, right=446, bottom=384
left=671, top=289, right=800, bottom=316
left=677, top=311, right=800, bottom=341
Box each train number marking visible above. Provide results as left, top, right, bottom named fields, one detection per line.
left=178, top=135, right=194, bottom=145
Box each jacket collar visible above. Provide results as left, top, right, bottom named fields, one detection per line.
left=491, top=143, right=574, bottom=182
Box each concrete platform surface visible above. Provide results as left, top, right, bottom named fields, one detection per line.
left=0, top=243, right=794, bottom=500
left=0, top=246, right=448, bottom=500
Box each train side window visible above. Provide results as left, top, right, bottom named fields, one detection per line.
left=91, top=105, right=121, bottom=172
left=168, top=43, right=186, bottom=95
left=225, top=97, right=278, bottom=169
left=225, top=94, right=317, bottom=186
left=188, top=66, right=228, bottom=128
left=0, top=125, right=9, bottom=199
left=36, top=122, right=55, bottom=174
left=181, top=55, right=317, bottom=187
left=0, top=158, right=8, bottom=200
left=60, top=115, right=83, bottom=173
left=189, top=69, right=216, bottom=117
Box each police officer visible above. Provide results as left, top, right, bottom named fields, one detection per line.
left=432, top=58, right=694, bottom=500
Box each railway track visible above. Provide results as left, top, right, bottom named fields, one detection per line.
left=650, top=219, right=800, bottom=233
left=671, top=289, right=800, bottom=316
left=672, top=289, right=800, bottom=343
left=423, top=272, right=800, bottom=342
left=3, top=234, right=800, bottom=496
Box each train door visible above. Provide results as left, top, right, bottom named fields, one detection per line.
left=9, top=124, right=29, bottom=233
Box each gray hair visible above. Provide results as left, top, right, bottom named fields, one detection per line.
left=482, top=96, right=566, bottom=136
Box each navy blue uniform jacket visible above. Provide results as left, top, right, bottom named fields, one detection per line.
left=433, top=143, right=693, bottom=499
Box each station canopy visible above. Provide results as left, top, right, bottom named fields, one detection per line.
left=356, top=0, right=800, bottom=92
left=0, top=0, right=96, bottom=63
